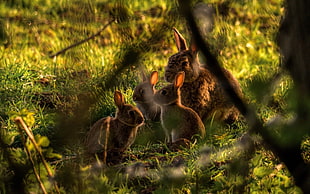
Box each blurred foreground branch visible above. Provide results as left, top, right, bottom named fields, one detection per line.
left=178, top=0, right=310, bottom=192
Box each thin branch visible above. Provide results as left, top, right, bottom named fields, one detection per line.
left=103, top=116, right=111, bottom=165
left=49, top=19, right=115, bottom=58
left=49, top=155, right=77, bottom=165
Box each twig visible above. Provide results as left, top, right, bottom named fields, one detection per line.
left=49, top=19, right=115, bottom=58
left=103, top=116, right=111, bottom=165
left=49, top=155, right=77, bottom=165
left=14, top=117, right=60, bottom=194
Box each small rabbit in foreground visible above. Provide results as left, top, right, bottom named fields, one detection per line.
left=154, top=71, right=206, bottom=143
left=133, top=71, right=161, bottom=122
left=164, top=28, right=243, bottom=124
left=85, top=91, right=144, bottom=163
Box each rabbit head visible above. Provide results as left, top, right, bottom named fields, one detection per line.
left=114, top=91, right=144, bottom=127
left=133, top=71, right=158, bottom=104
left=154, top=71, right=185, bottom=106
left=165, top=28, right=200, bottom=83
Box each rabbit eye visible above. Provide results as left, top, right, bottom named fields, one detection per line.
left=128, top=110, right=135, bottom=117
left=160, top=89, right=167, bottom=96
left=139, top=88, right=144, bottom=94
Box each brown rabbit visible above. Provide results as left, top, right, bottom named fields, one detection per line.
left=154, top=71, right=206, bottom=143
left=85, top=91, right=144, bottom=163
left=164, top=28, right=242, bottom=124
left=133, top=71, right=161, bottom=122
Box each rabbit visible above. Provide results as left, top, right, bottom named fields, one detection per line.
left=133, top=71, right=161, bottom=122
left=154, top=71, right=206, bottom=143
left=85, top=90, right=144, bottom=163
left=164, top=27, right=243, bottom=124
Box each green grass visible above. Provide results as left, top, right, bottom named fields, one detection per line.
left=0, top=0, right=305, bottom=193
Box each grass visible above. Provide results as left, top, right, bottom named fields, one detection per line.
left=0, top=0, right=306, bottom=193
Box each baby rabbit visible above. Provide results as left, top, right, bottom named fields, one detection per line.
left=164, top=28, right=243, bottom=124
left=85, top=91, right=144, bottom=163
left=133, top=71, right=161, bottom=122
left=154, top=71, right=206, bottom=143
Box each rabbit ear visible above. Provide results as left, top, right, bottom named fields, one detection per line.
left=114, top=90, right=125, bottom=109
left=149, top=71, right=158, bottom=86
left=174, top=71, right=185, bottom=89
left=173, top=27, right=188, bottom=51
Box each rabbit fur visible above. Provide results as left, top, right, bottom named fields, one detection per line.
left=154, top=71, right=206, bottom=143
left=85, top=91, right=144, bottom=159
left=133, top=71, right=161, bottom=122
left=164, top=28, right=243, bottom=124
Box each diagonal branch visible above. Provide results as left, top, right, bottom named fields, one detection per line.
left=177, top=0, right=310, bottom=192
left=49, top=19, right=115, bottom=58
left=177, top=0, right=257, bottom=127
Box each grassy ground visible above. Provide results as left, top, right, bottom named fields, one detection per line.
left=0, top=0, right=306, bottom=193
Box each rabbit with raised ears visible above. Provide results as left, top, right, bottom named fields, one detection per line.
left=164, top=27, right=243, bottom=124
left=85, top=91, right=144, bottom=163
left=154, top=71, right=206, bottom=143
left=133, top=71, right=161, bottom=122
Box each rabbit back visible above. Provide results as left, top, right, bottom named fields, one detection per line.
left=85, top=117, right=110, bottom=154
